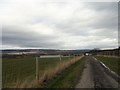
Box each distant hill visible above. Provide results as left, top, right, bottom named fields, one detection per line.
left=2, top=49, right=91, bottom=55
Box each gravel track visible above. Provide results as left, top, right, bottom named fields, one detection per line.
left=75, top=56, right=120, bottom=89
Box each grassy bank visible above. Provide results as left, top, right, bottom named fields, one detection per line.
left=44, top=57, right=85, bottom=88
left=95, top=56, right=120, bottom=76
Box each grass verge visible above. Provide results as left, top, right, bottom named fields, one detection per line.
left=95, top=56, right=120, bottom=76
left=44, top=57, right=86, bottom=88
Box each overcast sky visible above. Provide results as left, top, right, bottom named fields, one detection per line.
left=0, top=0, right=119, bottom=50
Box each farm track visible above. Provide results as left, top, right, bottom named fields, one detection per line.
left=75, top=56, right=120, bottom=88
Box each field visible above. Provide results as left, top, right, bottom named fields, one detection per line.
left=95, top=56, right=120, bottom=76
left=0, top=58, right=2, bottom=89
left=3, top=55, right=78, bottom=88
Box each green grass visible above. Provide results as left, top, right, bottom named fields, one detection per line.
left=44, top=57, right=85, bottom=88
left=95, top=56, right=120, bottom=76
left=0, top=58, right=2, bottom=89
left=2, top=56, right=71, bottom=88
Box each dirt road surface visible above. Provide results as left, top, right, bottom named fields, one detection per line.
left=75, top=56, right=120, bottom=88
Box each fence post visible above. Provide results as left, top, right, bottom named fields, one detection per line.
left=74, top=54, right=76, bottom=62
left=69, top=54, right=70, bottom=60
left=69, top=54, right=71, bottom=64
left=36, top=57, right=39, bottom=82
left=59, top=55, right=62, bottom=64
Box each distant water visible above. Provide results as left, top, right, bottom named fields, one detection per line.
left=39, top=55, right=69, bottom=58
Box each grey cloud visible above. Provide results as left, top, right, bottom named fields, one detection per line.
left=83, top=44, right=118, bottom=50
left=88, top=13, right=117, bottom=30
left=1, top=2, right=118, bottom=49
left=25, top=2, right=118, bottom=38
left=84, top=2, right=118, bottom=12
left=53, top=2, right=118, bottom=39
left=2, top=26, right=64, bottom=49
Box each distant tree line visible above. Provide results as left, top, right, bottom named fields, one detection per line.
left=89, top=47, right=120, bottom=56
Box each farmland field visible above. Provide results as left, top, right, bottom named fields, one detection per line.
left=95, top=56, right=120, bottom=75
left=2, top=56, right=73, bottom=88
left=0, top=58, right=2, bottom=89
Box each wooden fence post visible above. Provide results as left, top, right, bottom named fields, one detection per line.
left=69, top=54, right=71, bottom=64
left=36, top=57, right=39, bottom=82
left=59, top=55, right=62, bottom=66
left=74, top=54, right=76, bottom=62
left=69, top=54, right=70, bottom=60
